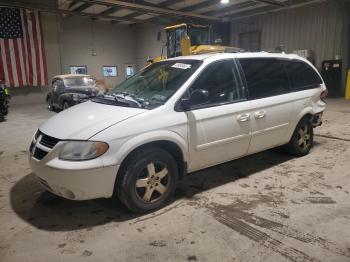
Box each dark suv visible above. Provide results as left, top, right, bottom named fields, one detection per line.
left=47, top=74, right=101, bottom=111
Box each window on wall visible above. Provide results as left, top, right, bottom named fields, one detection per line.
left=188, top=60, right=243, bottom=107
left=284, top=60, right=323, bottom=90
left=239, top=31, right=261, bottom=52
left=239, top=58, right=289, bottom=99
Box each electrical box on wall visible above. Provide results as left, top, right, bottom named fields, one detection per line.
left=321, top=60, right=342, bottom=98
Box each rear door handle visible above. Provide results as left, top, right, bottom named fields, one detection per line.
left=237, top=113, right=250, bottom=122
left=254, top=110, right=266, bottom=119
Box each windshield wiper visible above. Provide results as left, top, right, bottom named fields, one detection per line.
left=92, top=94, right=139, bottom=108
left=112, top=92, right=149, bottom=108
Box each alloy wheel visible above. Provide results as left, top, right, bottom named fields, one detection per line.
left=297, top=124, right=311, bottom=149
left=135, top=162, right=170, bottom=203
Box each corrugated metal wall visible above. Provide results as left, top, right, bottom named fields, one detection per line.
left=230, top=1, right=349, bottom=90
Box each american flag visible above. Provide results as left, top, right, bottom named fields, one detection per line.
left=0, top=7, right=48, bottom=87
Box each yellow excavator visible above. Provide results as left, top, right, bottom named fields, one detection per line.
left=148, top=23, right=241, bottom=63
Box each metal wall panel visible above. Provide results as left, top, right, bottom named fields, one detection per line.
left=230, top=1, right=348, bottom=70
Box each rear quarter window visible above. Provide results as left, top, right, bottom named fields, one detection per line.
left=284, top=60, right=323, bottom=90
left=238, top=58, right=289, bottom=100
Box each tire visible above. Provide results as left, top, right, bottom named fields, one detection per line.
left=62, top=101, right=69, bottom=110
left=117, top=147, right=178, bottom=213
left=285, top=117, right=314, bottom=157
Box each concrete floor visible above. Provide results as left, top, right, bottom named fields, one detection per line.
left=1, top=98, right=350, bottom=262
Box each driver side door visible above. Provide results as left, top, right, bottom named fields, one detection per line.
left=184, top=59, right=252, bottom=171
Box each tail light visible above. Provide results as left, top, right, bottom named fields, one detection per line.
left=320, top=89, right=328, bottom=101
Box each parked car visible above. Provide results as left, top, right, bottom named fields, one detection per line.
left=47, top=74, right=102, bottom=111
left=29, top=53, right=327, bottom=213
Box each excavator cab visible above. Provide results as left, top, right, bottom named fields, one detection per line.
left=165, top=23, right=210, bottom=58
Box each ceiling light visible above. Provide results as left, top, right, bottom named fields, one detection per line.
left=221, top=0, right=229, bottom=3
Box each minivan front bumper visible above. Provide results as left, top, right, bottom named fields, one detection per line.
left=29, top=155, right=119, bottom=200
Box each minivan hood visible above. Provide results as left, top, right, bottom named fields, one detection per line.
left=39, top=101, right=147, bottom=140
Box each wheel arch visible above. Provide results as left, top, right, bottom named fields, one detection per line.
left=113, top=133, right=189, bottom=191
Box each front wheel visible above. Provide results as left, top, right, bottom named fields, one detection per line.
left=47, top=97, right=54, bottom=111
left=285, top=117, right=313, bottom=156
left=62, top=101, right=69, bottom=110
left=117, top=148, right=178, bottom=213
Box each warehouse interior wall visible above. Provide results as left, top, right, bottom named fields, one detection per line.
left=135, top=24, right=164, bottom=70
left=231, top=0, right=349, bottom=93
left=10, top=12, right=138, bottom=101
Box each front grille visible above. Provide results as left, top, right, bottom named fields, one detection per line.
left=33, top=147, right=48, bottom=160
left=31, top=130, right=61, bottom=161
left=40, top=134, right=60, bottom=148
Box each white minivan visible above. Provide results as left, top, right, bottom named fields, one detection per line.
left=29, top=53, right=327, bottom=212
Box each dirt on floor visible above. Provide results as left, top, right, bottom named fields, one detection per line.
left=0, top=98, right=350, bottom=262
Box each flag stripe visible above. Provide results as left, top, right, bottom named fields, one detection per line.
left=0, top=39, right=10, bottom=86
left=27, top=11, right=37, bottom=86
left=23, top=10, right=33, bottom=86
left=17, top=39, right=27, bottom=85
left=31, top=11, right=41, bottom=86
left=3, top=39, right=14, bottom=87
left=0, top=46, right=4, bottom=82
left=38, top=12, right=48, bottom=85
left=35, top=12, right=44, bottom=86
left=20, top=10, right=28, bottom=85
left=13, top=40, right=23, bottom=87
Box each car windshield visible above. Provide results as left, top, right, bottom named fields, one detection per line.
left=96, top=59, right=202, bottom=109
left=64, top=77, right=95, bottom=87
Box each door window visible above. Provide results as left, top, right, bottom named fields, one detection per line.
left=239, top=58, right=289, bottom=99
left=284, top=60, right=323, bottom=90
left=187, top=60, right=243, bottom=107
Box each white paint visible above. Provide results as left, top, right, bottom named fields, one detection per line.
left=29, top=52, right=327, bottom=201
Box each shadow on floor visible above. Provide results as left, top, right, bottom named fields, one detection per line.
left=11, top=145, right=317, bottom=232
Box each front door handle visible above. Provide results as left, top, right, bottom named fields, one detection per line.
left=254, top=110, right=266, bottom=119
left=237, top=113, right=251, bottom=122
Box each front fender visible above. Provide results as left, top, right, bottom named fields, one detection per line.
left=58, top=93, right=74, bottom=105
left=101, top=130, right=189, bottom=167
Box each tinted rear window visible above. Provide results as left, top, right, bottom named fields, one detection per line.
left=284, top=60, right=323, bottom=90
left=239, top=58, right=289, bottom=99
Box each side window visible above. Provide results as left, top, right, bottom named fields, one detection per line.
left=285, top=60, right=322, bottom=90
left=188, top=60, right=243, bottom=107
left=56, top=79, right=64, bottom=90
left=239, top=58, right=289, bottom=100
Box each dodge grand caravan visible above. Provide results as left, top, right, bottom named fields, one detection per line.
left=29, top=53, right=327, bottom=213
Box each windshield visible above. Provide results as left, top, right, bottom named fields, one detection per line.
left=64, top=77, right=95, bottom=88
left=95, top=60, right=202, bottom=109
left=188, top=27, right=209, bottom=45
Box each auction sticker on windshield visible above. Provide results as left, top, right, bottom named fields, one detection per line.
left=171, top=63, right=192, bottom=70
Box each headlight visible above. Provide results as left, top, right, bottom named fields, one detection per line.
left=59, top=141, right=109, bottom=161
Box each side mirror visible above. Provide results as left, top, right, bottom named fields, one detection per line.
left=180, top=89, right=209, bottom=110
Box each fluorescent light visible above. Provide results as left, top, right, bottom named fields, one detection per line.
left=221, top=0, right=229, bottom=3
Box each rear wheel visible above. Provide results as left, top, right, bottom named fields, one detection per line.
left=117, top=148, right=178, bottom=213
left=286, top=117, right=313, bottom=156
